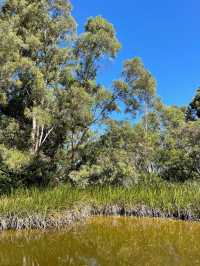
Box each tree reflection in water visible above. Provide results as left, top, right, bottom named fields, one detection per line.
left=0, top=217, right=200, bottom=266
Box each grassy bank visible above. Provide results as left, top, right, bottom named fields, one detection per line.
left=1, top=182, right=200, bottom=219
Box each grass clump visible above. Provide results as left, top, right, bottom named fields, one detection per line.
left=0, top=182, right=200, bottom=219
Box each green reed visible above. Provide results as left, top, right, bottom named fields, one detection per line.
left=0, top=182, right=200, bottom=217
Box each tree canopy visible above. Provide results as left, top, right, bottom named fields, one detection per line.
left=0, top=0, right=199, bottom=192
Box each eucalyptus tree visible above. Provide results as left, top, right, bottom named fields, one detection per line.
left=114, top=57, right=157, bottom=172
left=0, top=1, right=121, bottom=187
left=115, top=57, right=156, bottom=132
left=54, top=16, right=121, bottom=178
left=0, top=0, right=77, bottom=185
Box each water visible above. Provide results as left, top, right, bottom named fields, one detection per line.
left=0, top=216, right=200, bottom=266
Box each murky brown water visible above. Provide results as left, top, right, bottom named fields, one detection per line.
left=0, top=216, right=200, bottom=266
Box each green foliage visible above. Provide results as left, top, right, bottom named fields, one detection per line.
left=69, top=122, right=138, bottom=187
left=75, top=16, right=121, bottom=81
left=157, top=121, right=200, bottom=181
left=0, top=0, right=77, bottom=186
left=0, top=145, right=31, bottom=171
left=0, top=0, right=200, bottom=192
left=115, top=57, right=156, bottom=118
left=161, top=105, right=185, bottom=129
left=0, top=0, right=121, bottom=189
left=2, top=182, right=200, bottom=219
left=186, top=87, right=200, bottom=121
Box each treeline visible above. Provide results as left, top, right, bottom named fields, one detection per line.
left=0, top=0, right=199, bottom=192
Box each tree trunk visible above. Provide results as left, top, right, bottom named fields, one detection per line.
left=31, top=114, right=37, bottom=154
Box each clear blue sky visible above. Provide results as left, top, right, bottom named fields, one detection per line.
left=72, top=0, right=200, bottom=107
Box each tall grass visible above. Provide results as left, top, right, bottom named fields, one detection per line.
left=1, top=182, right=200, bottom=217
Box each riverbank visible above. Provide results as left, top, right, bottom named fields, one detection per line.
left=1, top=182, right=200, bottom=230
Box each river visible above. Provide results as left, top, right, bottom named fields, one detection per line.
left=0, top=216, right=200, bottom=266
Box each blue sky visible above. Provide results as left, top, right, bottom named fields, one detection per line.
left=72, top=0, right=200, bottom=107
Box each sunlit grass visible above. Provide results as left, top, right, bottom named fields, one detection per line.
left=0, top=182, right=200, bottom=217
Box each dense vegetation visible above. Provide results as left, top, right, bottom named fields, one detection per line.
left=1, top=183, right=200, bottom=219
left=0, top=0, right=200, bottom=194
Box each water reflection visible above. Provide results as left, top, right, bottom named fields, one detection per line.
left=0, top=217, right=200, bottom=266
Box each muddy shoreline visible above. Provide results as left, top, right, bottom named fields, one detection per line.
left=0, top=204, right=199, bottom=230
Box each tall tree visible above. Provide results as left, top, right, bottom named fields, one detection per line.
left=115, top=57, right=156, bottom=134
left=57, top=16, right=121, bottom=174
left=0, top=1, right=121, bottom=186
left=0, top=0, right=75, bottom=186
left=114, top=57, right=157, bottom=172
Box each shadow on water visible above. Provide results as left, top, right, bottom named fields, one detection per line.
left=0, top=216, right=200, bottom=266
